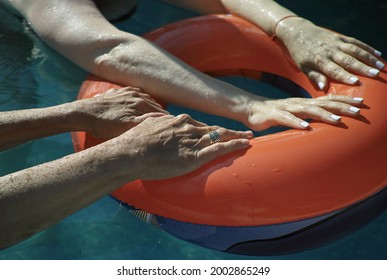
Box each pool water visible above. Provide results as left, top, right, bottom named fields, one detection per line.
left=0, top=0, right=386, bottom=260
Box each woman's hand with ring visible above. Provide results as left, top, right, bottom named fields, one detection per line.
left=114, top=114, right=253, bottom=180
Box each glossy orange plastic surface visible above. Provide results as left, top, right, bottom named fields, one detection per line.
left=72, top=15, right=387, bottom=226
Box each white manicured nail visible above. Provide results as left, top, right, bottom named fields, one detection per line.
left=350, top=106, right=360, bottom=113
left=349, top=76, right=359, bottom=84
left=318, top=81, right=325, bottom=90
left=376, top=61, right=385, bottom=70
left=374, top=50, right=382, bottom=57
left=368, top=68, right=380, bottom=76
left=330, top=114, right=341, bottom=121
left=301, top=121, right=310, bottom=128
left=353, top=97, right=363, bottom=103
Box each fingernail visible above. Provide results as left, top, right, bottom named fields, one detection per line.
left=353, top=97, right=363, bottom=103
left=368, top=68, right=380, bottom=76
left=376, top=61, right=385, bottom=70
left=350, top=106, right=360, bottom=113
left=349, top=76, right=359, bottom=84
left=245, top=131, right=254, bottom=138
left=318, top=81, right=325, bottom=90
left=240, top=139, right=250, bottom=145
left=374, top=50, right=382, bottom=57
left=301, top=121, right=310, bottom=128
left=330, top=114, right=341, bottom=121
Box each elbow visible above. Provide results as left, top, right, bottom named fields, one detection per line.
left=92, top=37, right=157, bottom=86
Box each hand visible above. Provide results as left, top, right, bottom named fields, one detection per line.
left=115, top=114, right=253, bottom=180
left=277, top=18, right=384, bottom=89
left=243, top=94, right=363, bottom=131
left=75, top=87, right=169, bottom=139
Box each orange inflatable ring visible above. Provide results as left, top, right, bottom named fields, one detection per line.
left=72, top=15, right=387, bottom=255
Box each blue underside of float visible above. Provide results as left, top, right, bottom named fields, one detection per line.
left=113, top=187, right=387, bottom=256
left=156, top=211, right=338, bottom=251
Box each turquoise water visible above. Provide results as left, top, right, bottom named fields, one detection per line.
left=0, top=0, right=386, bottom=259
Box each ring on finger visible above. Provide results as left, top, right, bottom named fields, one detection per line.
left=209, top=130, right=221, bottom=144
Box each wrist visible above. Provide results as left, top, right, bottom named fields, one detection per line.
left=271, top=15, right=299, bottom=40
left=99, top=130, right=145, bottom=181
left=64, top=99, right=96, bottom=133
left=31, top=102, right=84, bottom=134
left=235, top=96, right=268, bottom=127
left=275, top=17, right=310, bottom=42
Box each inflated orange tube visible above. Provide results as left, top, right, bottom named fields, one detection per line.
left=72, top=15, right=387, bottom=229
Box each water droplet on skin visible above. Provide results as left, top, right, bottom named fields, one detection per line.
left=232, top=173, right=239, bottom=178
left=252, top=163, right=256, bottom=167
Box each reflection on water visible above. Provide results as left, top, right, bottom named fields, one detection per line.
left=0, top=0, right=386, bottom=260
left=0, top=10, right=38, bottom=110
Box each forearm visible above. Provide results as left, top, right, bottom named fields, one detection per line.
left=0, top=103, right=81, bottom=151
left=94, top=38, right=260, bottom=122
left=163, top=0, right=298, bottom=38
left=0, top=113, right=253, bottom=249
left=12, top=0, right=261, bottom=124
left=0, top=136, right=134, bottom=249
left=219, top=0, right=297, bottom=37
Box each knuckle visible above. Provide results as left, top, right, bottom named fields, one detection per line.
left=352, top=46, right=362, bottom=56
left=342, top=56, right=357, bottom=68
left=127, top=90, right=140, bottom=97
left=304, top=104, right=320, bottom=114
left=104, top=88, right=116, bottom=94
left=217, top=127, right=227, bottom=135
left=281, top=111, right=296, bottom=121
left=328, top=66, right=343, bottom=79
left=177, top=114, right=191, bottom=122
left=314, top=54, right=325, bottom=68
left=301, top=103, right=312, bottom=111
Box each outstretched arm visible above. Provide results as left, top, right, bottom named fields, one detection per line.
left=0, top=114, right=251, bottom=249
left=164, top=0, right=384, bottom=89
left=0, top=87, right=167, bottom=150
left=9, top=0, right=365, bottom=130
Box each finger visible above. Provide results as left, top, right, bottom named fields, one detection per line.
left=341, top=36, right=383, bottom=59
left=291, top=104, right=344, bottom=125
left=198, top=128, right=253, bottom=147
left=120, top=86, right=144, bottom=93
left=339, top=43, right=385, bottom=71
left=271, top=110, right=310, bottom=130
left=290, top=99, right=361, bottom=124
left=318, top=102, right=362, bottom=117
left=173, top=114, right=208, bottom=127
left=96, top=87, right=126, bottom=96
left=332, top=52, right=381, bottom=78
left=133, top=112, right=168, bottom=124
left=316, top=94, right=364, bottom=106
left=196, top=139, right=251, bottom=163
left=302, top=66, right=328, bottom=90
left=315, top=58, right=359, bottom=85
